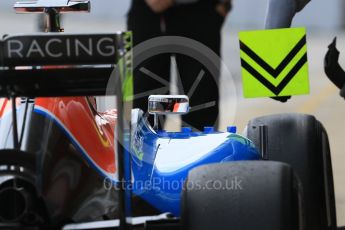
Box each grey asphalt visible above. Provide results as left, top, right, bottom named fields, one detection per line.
left=0, top=8, right=344, bottom=225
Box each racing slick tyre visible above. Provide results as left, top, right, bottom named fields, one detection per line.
left=181, top=161, right=301, bottom=230
left=245, top=113, right=337, bottom=230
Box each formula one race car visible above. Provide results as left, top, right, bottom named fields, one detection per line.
left=0, top=1, right=340, bottom=230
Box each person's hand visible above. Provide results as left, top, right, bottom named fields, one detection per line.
left=145, top=0, right=175, bottom=13
left=215, top=1, right=232, bottom=18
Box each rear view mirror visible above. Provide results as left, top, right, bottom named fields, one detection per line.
left=148, top=95, right=189, bottom=115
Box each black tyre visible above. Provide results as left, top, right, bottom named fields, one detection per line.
left=246, top=113, right=337, bottom=230
left=181, top=161, right=301, bottom=230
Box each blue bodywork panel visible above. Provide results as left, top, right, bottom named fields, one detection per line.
left=130, top=112, right=260, bottom=216
left=1, top=106, right=260, bottom=218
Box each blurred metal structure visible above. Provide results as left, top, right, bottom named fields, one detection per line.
left=14, top=0, right=90, bottom=32
left=14, top=0, right=90, bottom=13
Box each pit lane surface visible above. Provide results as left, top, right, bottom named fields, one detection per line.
left=0, top=7, right=344, bottom=225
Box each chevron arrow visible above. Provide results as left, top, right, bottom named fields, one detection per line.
left=240, top=34, right=307, bottom=96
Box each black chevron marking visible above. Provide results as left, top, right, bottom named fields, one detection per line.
left=240, top=35, right=306, bottom=78
left=241, top=53, right=308, bottom=95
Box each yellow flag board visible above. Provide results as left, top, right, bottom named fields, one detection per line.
left=239, top=28, right=310, bottom=98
